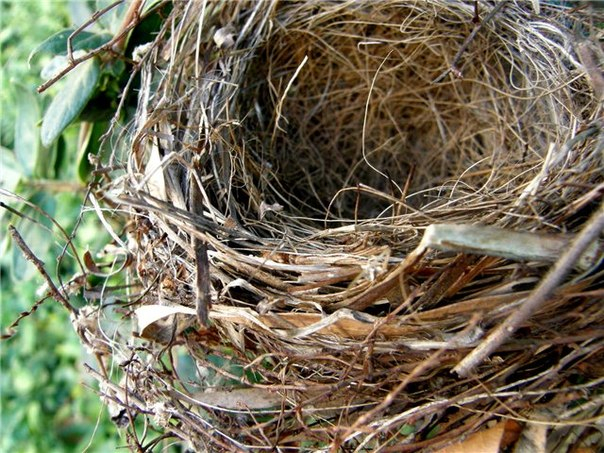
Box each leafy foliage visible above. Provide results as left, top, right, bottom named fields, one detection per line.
left=28, top=28, right=113, bottom=65
left=0, top=1, right=131, bottom=451
left=1, top=0, right=174, bottom=450
left=41, top=57, right=101, bottom=147
left=0, top=283, right=119, bottom=453
left=0, top=0, right=69, bottom=148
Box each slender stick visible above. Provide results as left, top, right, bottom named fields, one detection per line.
left=67, top=0, right=124, bottom=63
left=37, top=7, right=141, bottom=94
left=453, top=201, right=604, bottom=377
left=8, top=225, right=77, bottom=314
left=111, top=0, right=143, bottom=54
left=1, top=296, right=51, bottom=339
left=432, top=1, right=508, bottom=83
left=195, top=240, right=211, bottom=326
left=190, top=158, right=211, bottom=327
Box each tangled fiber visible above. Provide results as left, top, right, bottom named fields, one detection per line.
left=84, top=1, right=603, bottom=451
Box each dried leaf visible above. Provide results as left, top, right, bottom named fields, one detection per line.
left=259, top=201, right=284, bottom=220
left=143, top=142, right=167, bottom=201
left=135, top=304, right=196, bottom=338
left=83, top=250, right=102, bottom=274
left=214, top=26, right=236, bottom=49
left=436, top=421, right=506, bottom=453
left=191, top=388, right=282, bottom=410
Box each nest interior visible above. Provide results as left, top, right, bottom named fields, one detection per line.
left=240, top=3, right=555, bottom=222
left=90, top=1, right=603, bottom=451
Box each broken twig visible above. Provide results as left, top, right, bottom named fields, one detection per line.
left=432, top=1, right=508, bottom=83
left=453, top=201, right=604, bottom=377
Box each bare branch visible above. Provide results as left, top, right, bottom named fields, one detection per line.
left=67, top=0, right=124, bottom=64
left=1, top=295, right=51, bottom=340
left=432, top=1, right=508, bottom=84
left=8, top=225, right=77, bottom=314
left=454, top=201, right=604, bottom=377
left=37, top=10, right=140, bottom=94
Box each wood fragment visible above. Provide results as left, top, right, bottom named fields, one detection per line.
left=421, top=223, right=600, bottom=271
left=412, top=254, right=479, bottom=311
left=454, top=202, right=604, bottom=377
left=194, top=240, right=211, bottom=326
left=190, top=156, right=211, bottom=327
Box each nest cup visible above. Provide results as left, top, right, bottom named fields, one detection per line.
left=99, top=1, right=603, bottom=450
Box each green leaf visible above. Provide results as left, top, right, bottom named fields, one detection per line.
left=0, top=148, right=22, bottom=196
left=143, top=0, right=165, bottom=14
left=67, top=0, right=94, bottom=29
left=35, top=133, right=59, bottom=180
left=52, top=134, right=67, bottom=179
left=28, top=29, right=112, bottom=65
left=102, top=59, right=125, bottom=79
left=73, top=32, right=114, bottom=53
left=77, top=121, right=108, bottom=183
left=13, top=84, right=41, bottom=178
left=426, top=424, right=441, bottom=440
left=41, top=54, right=81, bottom=81
left=126, top=1, right=173, bottom=56
left=76, top=123, right=93, bottom=184
left=399, top=424, right=416, bottom=436
left=0, top=147, right=22, bottom=224
left=40, top=57, right=101, bottom=147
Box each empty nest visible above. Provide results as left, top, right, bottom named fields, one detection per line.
left=84, top=1, right=604, bottom=451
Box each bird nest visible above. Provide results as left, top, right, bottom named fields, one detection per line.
left=82, top=1, right=603, bottom=451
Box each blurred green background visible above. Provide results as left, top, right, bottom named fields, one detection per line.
left=1, top=1, right=119, bottom=451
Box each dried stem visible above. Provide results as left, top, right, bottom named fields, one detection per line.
left=1, top=295, right=51, bottom=340
left=8, top=225, right=76, bottom=314
left=37, top=6, right=141, bottom=94
left=67, top=0, right=124, bottom=63
left=454, top=201, right=604, bottom=377
left=432, top=0, right=509, bottom=83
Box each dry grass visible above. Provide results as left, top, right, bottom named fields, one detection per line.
left=83, top=1, right=603, bottom=451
